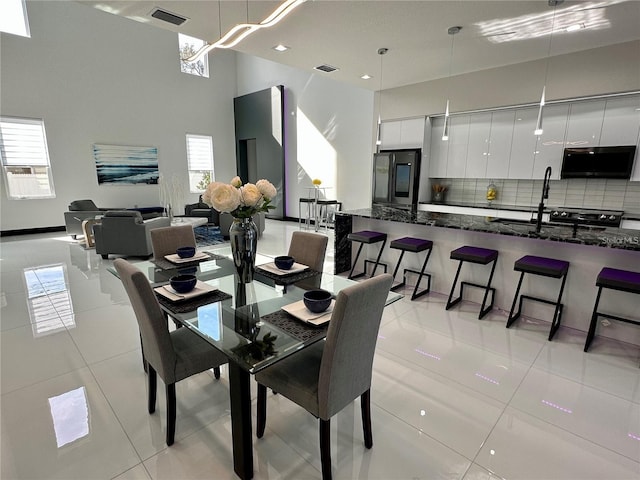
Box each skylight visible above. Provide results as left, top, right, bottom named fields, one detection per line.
left=0, top=0, right=30, bottom=38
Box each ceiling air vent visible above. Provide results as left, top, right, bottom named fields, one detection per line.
left=150, top=7, right=188, bottom=26
left=314, top=64, right=339, bottom=73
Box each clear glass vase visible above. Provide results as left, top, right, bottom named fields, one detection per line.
left=229, top=217, right=258, bottom=283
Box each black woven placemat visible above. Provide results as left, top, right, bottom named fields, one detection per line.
left=152, top=251, right=227, bottom=270
left=255, top=267, right=321, bottom=285
left=156, top=289, right=232, bottom=314
left=261, top=309, right=327, bottom=342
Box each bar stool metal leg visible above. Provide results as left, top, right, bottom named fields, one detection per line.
left=409, top=248, right=432, bottom=300
left=548, top=273, right=568, bottom=341
left=348, top=242, right=366, bottom=280
left=507, top=272, right=526, bottom=327
left=446, top=261, right=464, bottom=310
left=477, top=258, right=497, bottom=319
left=584, top=286, right=603, bottom=352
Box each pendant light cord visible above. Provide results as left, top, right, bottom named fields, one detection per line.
left=542, top=4, right=559, bottom=88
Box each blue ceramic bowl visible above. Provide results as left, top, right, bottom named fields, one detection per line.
left=176, top=246, right=196, bottom=258
left=303, top=289, right=332, bottom=313
left=170, top=274, right=197, bottom=294
left=274, top=255, right=295, bottom=270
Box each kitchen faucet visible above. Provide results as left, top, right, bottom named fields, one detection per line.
left=535, top=166, right=552, bottom=233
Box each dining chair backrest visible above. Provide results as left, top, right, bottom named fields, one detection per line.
left=151, top=224, right=196, bottom=260
left=318, top=273, right=393, bottom=420
left=113, top=258, right=178, bottom=382
left=288, top=231, right=328, bottom=272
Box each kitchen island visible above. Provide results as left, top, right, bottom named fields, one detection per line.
left=335, top=206, right=640, bottom=346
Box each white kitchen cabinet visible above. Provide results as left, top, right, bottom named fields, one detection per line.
left=508, top=107, right=538, bottom=179
left=379, top=121, right=402, bottom=149
left=565, top=99, right=605, bottom=147
left=532, top=104, right=569, bottom=180
left=380, top=118, right=425, bottom=150
left=486, top=110, right=515, bottom=179
left=399, top=117, right=426, bottom=148
left=600, top=95, right=640, bottom=146
left=465, top=113, right=492, bottom=179
left=428, top=116, right=448, bottom=178
left=445, top=115, right=470, bottom=177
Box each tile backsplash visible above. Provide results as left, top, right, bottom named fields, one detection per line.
left=430, top=178, right=640, bottom=214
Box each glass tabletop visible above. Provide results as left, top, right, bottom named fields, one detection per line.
left=109, top=245, right=403, bottom=373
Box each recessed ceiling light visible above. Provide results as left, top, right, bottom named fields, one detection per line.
left=566, top=23, right=585, bottom=32
left=361, top=74, right=372, bottom=80
left=273, top=44, right=289, bottom=52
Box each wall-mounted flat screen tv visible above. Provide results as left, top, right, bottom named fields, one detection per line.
left=561, top=146, right=636, bottom=179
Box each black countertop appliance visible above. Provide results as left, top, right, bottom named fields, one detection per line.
left=372, top=148, right=421, bottom=210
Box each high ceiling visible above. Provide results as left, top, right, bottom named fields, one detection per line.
left=77, top=0, right=640, bottom=90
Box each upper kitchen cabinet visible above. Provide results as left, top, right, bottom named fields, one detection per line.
left=565, top=99, right=605, bottom=148
left=486, top=110, right=515, bottom=179
left=508, top=107, right=538, bottom=179
left=599, top=95, right=640, bottom=146
left=464, top=113, right=492, bottom=179
left=532, top=104, right=569, bottom=180
left=445, top=115, right=470, bottom=177
left=428, top=116, right=449, bottom=178
left=380, top=117, right=425, bottom=150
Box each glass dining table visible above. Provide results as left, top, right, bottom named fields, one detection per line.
left=109, top=244, right=403, bottom=479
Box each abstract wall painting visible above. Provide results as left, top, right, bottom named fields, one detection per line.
left=93, top=144, right=159, bottom=185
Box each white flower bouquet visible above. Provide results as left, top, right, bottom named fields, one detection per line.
left=203, top=176, right=277, bottom=219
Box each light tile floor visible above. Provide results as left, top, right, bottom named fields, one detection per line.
left=1, top=220, right=639, bottom=479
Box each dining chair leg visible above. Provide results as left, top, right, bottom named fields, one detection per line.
left=213, top=366, right=221, bottom=379
left=147, top=365, right=157, bottom=414
left=361, top=389, right=373, bottom=449
left=166, top=383, right=176, bottom=446
left=256, top=383, right=267, bottom=438
left=320, top=418, right=332, bottom=480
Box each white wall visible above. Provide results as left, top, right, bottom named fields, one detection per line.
left=236, top=53, right=375, bottom=217
left=0, top=1, right=238, bottom=231
left=380, top=40, right=640, bottom=120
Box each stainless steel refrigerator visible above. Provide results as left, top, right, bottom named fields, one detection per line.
left=372, top=149, right=421, bottom=209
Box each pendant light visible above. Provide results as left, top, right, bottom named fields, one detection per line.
left=185, top=0, right=306, bottom=62
left=442, top=26, right=461, bottom=141
left=376, top=47, right=388, bottom=152
left=535, top=0, right=563, bottom=136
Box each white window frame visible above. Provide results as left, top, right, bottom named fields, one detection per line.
left=186, top=134, right=214, bottom=193
left=0, top=117, right=56, bottom=199
left=179, top=33, right=209, bottom=78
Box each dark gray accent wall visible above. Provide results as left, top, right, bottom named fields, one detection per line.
left=233, top=86, right=285, bottom=219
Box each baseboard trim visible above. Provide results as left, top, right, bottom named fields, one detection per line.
left=1, top=226, right=66, bottom=237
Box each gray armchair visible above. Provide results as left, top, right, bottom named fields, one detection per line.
left=94, top=211, right=171, bottom=259
left=255, top=273, right=393, bottom=480
left=184, top=195, right=219, bottom=224
left=64, top=199, right=115, bottom=238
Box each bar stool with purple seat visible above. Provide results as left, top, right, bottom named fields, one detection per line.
left=506, top=255, right=570, bottom=341
left=446, top=246, right=499, bottom=319
left=347, top=230, right=387, bottom=280
left=584, top=267, right=640, bottom=354
left=389, top=237, right=433, bottom=300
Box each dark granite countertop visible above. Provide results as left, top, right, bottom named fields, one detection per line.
left=338, top=206, right=640, bottom=251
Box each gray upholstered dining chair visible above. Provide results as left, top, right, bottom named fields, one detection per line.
left=150, top=224, right=196, bottom=260
left=288, top=231, right=328, bottom=272
left=255, top=273, right=393, bottom=480
left=113, top=258, right=228, bottom=446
